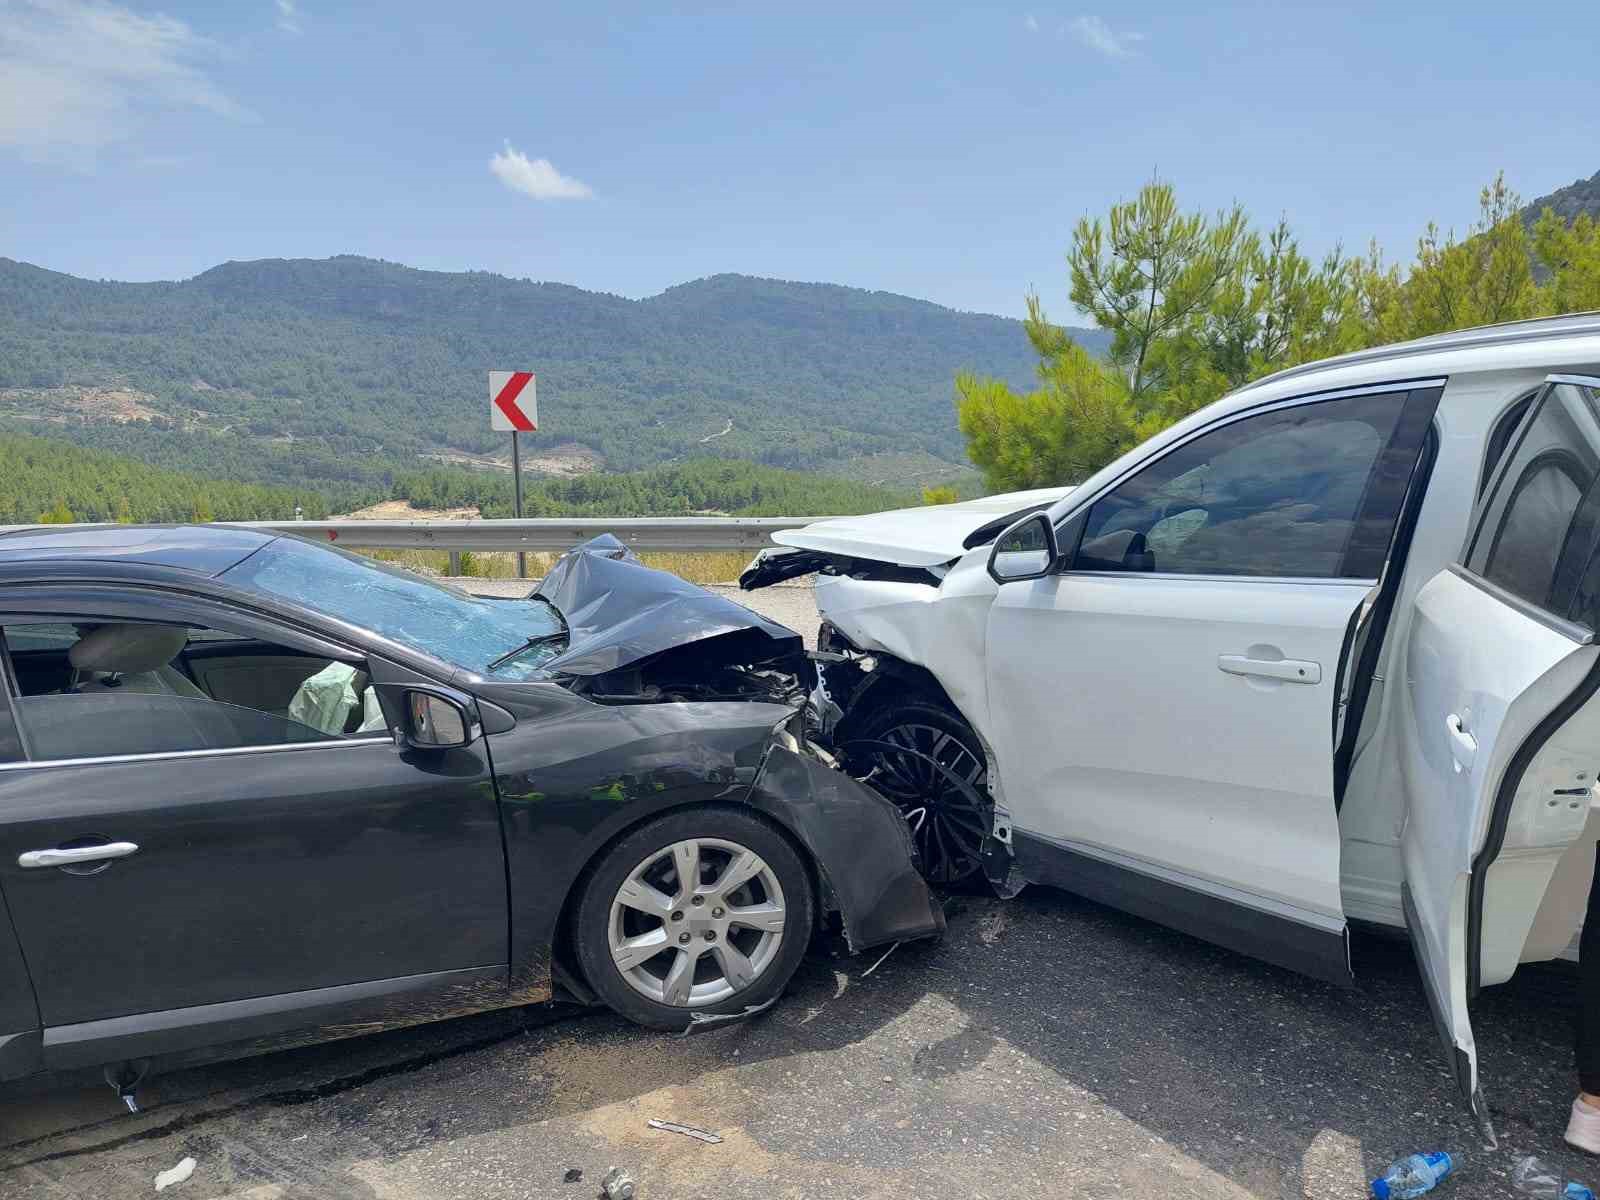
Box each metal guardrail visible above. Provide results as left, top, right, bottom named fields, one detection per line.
left=1, top=518, right=814, bottom=555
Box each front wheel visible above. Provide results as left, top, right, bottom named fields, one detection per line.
left=841, top=698, right=991, bottom=887
left=572, top=808, right=816, bottom=1029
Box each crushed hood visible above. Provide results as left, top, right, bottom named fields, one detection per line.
left=771, top=486, right=1074, bottom=568
left=533, top=534, right=802, bottom=677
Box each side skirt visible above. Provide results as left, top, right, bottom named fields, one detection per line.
left=1011, top=830, right=1354, bottom=987
left=42, top=965, right=510, bottom=1073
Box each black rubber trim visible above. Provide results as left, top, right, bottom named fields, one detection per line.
left=1011, top=830, right=1353, bottom=987
left=1340, top=387, right=1444, bottom=580
left=1333, top=423, right=1439, bottom=806
left=1467, top=645, right=1600, bottom=998
left=0, top=630, right=25, bottom=763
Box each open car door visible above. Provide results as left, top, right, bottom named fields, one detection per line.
left=1401, top=376, right=1600, bottom=1143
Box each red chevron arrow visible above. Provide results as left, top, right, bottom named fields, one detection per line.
left=493, top=371, right=537, bottom=431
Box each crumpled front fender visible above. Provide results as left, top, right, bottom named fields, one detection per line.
left=747, top=743, right=946, bottom=952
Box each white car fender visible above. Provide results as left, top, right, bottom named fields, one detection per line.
left=815, top=549, right=1008, bottom=787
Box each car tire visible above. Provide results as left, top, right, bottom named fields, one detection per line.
left=572, top=807, right=816, bottom=1030
left=842, top=696, right=991, bottom=888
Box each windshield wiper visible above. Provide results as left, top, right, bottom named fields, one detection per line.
left=487, top=630, right=569, bottom=672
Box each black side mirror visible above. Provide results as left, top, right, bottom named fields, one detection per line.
left=987, top=513, right=1062, bottom=584
left=398, top=689, right=477, bottom=751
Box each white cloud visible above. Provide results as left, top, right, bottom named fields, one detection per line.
left=0, top=0, right=246, bottom=166
left=275, top=0, right=301, bottom=36
left=1023, top=12, right=1039, bottom=32
left=489, top=141, right=593, bottom=201
left=1066, top=14, right=1145, bottom=58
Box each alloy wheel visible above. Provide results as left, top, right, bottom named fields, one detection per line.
left=607, top=837, right=788, bottom=1007
left=843, top=722, right=989, bottom=885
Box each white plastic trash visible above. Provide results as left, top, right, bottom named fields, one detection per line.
left=154, top=1155, right=196, bottom=1192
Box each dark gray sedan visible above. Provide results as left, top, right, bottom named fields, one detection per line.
left=0, top=526, right=941, bottom=1104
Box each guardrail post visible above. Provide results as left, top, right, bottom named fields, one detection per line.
left=448, top=550, right=462, bottom=576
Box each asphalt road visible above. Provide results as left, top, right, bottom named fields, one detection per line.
left=1, top=895, right=1591, bottom=1199
left=3, top=579, right=1596, bottom=1198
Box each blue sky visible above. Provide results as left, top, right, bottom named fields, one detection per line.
left=1, top=0, right=1594, bottom=320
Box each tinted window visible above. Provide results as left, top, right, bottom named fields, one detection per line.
left=0, top=620, right=388, bottom=762
left=1073, top=391, right=1413, bottom=579
left=1466, top=382, right=1600, bottom=615
left=13, top=692, right=334, bottom=761
left=222, top=537, right=568, bottom=680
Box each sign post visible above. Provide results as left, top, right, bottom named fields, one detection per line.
left=489, top=371, right=538, bottom=578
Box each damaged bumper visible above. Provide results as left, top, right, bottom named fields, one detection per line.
left=748, top=737, right=946, bottom=952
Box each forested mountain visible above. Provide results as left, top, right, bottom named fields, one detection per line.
left=0, top=256, right=1104, bottom=489
left=0, top=430, right=911, bottom=526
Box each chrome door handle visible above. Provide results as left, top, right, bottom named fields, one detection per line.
left=1217, top=655, right=1322, bottom=684
left=18, top=842, right=139, bottom=869
left=1446, top=713, right=1477, bottom=772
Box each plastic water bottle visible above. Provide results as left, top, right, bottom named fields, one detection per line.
left=1370, top=1151, right=1454, bottom=1199
left=1512, top=1156, right=1598, bottom=1200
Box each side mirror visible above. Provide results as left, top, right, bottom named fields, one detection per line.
left=987, top=513, right=1062, bottom=584
left=398, top=690, right=476, bottom=750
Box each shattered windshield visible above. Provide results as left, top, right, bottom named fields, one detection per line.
left=222, top=536, right=568, bottom=680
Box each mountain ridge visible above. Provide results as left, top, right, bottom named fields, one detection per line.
left=0, top=255, right=1102, bottom=491
left=1524, top=169, right=1600, bottom=226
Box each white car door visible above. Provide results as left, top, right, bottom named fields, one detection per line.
left=1400, top=376, right=1600, bottom=1141
left=985, top=381, right=1442, bottom=984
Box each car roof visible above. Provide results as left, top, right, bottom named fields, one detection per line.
left=1240, top=311, right=1600, bottom=396
left=0, top=524, right=275, bottom=578
left=1045, top=313, right=1600, bottom=525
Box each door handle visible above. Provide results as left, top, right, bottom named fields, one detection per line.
left=1217, top=655, right=1322, bottom=684
left=18, top=842, right=139, bottom=869
left=1446, top=714, right=1477, bottom=772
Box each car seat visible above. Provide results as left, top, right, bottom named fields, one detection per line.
left=67, top=624, right=206, bottom=698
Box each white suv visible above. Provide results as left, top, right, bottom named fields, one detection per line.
left=743, top=313, right=1600, bottom=1136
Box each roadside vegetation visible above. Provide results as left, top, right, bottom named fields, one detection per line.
left=0, top=431, right=327, bottom=524
left=0, top=433, right=911, bottom=529
left=391, top=459, right=910, bottom=518
left=958, top=173, right=1600, bottom=490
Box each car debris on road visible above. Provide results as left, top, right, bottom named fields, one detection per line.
left=601, top=1166, right=637, bottom=1200
left=646, top=1119, right=724, bottom=1144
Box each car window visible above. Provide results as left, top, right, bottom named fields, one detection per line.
left=1466, top=381, right=1600, bottom=618
left=1479, top=392, right=1537, bottom=498
left=0, top=620, right=390, bottom=763
left=3, top=623, right=81, bottom=652
left=1072, top=390, right=1417, bottom=579
left=0, top=636, right=22, bottom=764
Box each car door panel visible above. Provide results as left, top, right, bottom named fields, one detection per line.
left=42, top=963, right=506, bottom=1071
left=1398, top=376, right=1600, bottom=1137
left=985, top=383, right=1440, bottom=984
left=989, top=572, right=1363, bottom=927
left=0, top=738, right=507, bottom=1033
left=0, top=885, right=41, bottom=1080
left=1402, top=568, right=1597, bottom=1138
